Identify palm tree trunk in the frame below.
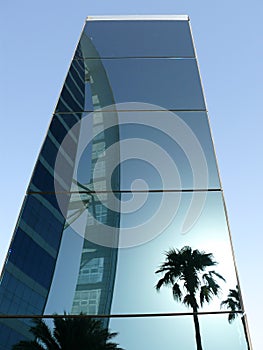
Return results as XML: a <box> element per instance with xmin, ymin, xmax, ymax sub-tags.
<box><xmin>192</xmin><ymin>305</ymin><xmax>203</xmax><ymax>350</ymax></box>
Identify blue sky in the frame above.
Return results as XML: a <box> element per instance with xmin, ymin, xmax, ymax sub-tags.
<box><xmin>1</xmin><ymin>1</ymin><xmax>262</xmax><ymax>349</ymax></box>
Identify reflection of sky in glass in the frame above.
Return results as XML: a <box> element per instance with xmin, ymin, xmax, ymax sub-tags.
<box><xmin>70</xmin><ymin>111</ymin><xmax>220</xmax><ymax>191</ymax></box>
<box><xmin>0</xmin><ymin>313</ymin><xmax>247</xmax><ymax>350</ymax></box>
<box><xmin>83</xmin><ymin>58</ymin><xmax>206</xmax><ymax>111</ymax></box>
<box><xmin>44</xmin><ymin>192</ymin><xmax>238</xmax><ymax>317</ymax></box>
<box><xmin>44</xmin><ymin>225</ymin><xmax>84</xmax><ymax>315</ymax></box>
<box><xmin>111</xmin><ymin>191</ymin><xmax>237</xmax><ymax>314</ymax></box>
<box><xmin>109</xmin><ymin>314</ymin><xmax>247</xmax><ymax>350</ymax></box>
<box><xmin>113</xmin><ymin>159</ymin><xmax>163</xmax><ymax>190</ymax></box>
<box><xmin>81</xmin><ymin>20</ymin><xmax>195</xmax><ymax>58</ymax></box>
<box><xmin>45</xmin><ymin>207</ymin><xmax>122</xmax><ymax>316</ymax></box>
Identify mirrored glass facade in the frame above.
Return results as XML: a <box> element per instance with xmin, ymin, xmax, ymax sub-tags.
<box><xmin>0</xmin><ymin>15</ymin><xmax>252</xmax><ymax>349</ymax></box>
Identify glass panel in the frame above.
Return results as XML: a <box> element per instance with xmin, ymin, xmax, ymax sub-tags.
<box><xmin>0</xmin><ymin>314</ymin><xmax>250</xmax><ymax>350</ymax></box>
<box><xmin>37</xmin><ymin>192</ymin><xmax>238</xmax><ymax>316</ymax></box>
<box><xmin>109</xmin><ymin>314</ymin><xmax>249</xmax><ymax>350</ymax></box>
<box><xmin>110</xmin><ymin>192</ymin><xmax>238</xmax><ymax>314</ymax></box>
<box><xmin>28</xmin><ymin>114</ymin><xmax>82</xmax><ymax>193</ymax></box>
<box><xmin>55</xmin><ymin>59</ymin><xmax>86</xmax><ymax>113</ymax></box>
<box><xmin>0</xmin><ymin>193</ymin><xmax>69</xmax><ymax>308</ymax></box>
<box><xmin>55</xmin><ymin>58</ymin><xmax>206</xmax><ymax>113</ymax></box>
<box><xmin>76</xmin><ymin>20</ymin><xmax>195</xmax><ymax>58</ymax></box>
<box><xmin>1</xmin><ymin>192</ymin><xmax>240</xmax><ymax>318</ymax></box>
<box><xmin>71</xmin><ymin>110</ymin><xmax>219</xmax><ymax>191</ymax></box>
<box><xmin>30</xmin><ymin>111</ymin><xmax>219</xmax><ymax>193</ymax></box>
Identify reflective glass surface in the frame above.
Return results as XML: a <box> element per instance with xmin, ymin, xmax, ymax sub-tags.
<box><xmin>36</xmin><ymin>192</ymin><xmax>238</xmax><ymax>316</ymax></box>
<box><xmin>55</xmin><ymin>58</ymin><xmax>206</xmax><ymax>113</ymax></box>
<box><xmin>109</xmin><ymin>314</ymin><xmax>249</xmax><ymax>350</ymax></box>
<box><xmin>110</xmin><ymin>192</ymin><xmax>237</xmax><ymax>314</ymax></box>
<box><xmin>55</xmin><ymin>59</ymin><xmax>85</xmax><ymax>112</ymax></box>
<box><xmin>29</xmin><ymin>111</ymin><xmax>219</xmax><ymax>193</ymax></box>
<box><xmin>0</xmin><ymin>193</ymin><xmax>69</xmax><ymax>315</ymax></box>
<box><xmin>77</xmin><ymin>20</ymin><xmax>195</xmax><ymax>58</ymax></box>
<box><xmin>0</xmin><ymin>314</ymin><xmax>250</xmax><ymax>350</ymax></box>
<box><xmin>72</xmin><ymin>110</ymin><xmax>219</xmax><ymax>191</ymax></box>
<box><xmin>0</xmin><ymin>18</ymin><xmax>252</xmax><ymax>350</ymax></box>
<box><xmin>28</xmin><ymin>114</ymin><xmax>82</xmax><ymax>193</ymax></box>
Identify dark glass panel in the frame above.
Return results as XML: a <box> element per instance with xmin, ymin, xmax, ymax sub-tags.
<box><xmin>8</xmin><ymin>231</ymin><xmax>55</xmax><ymax>289</ymax></box>
<box><xmin>56</xmin><ymin>58</ymin><xmax>205</xmax><ymax>113</ymax></box>
<box><xmin>28</xmin><ymin>114</ymin><xmax>81</xmax><ymax>193</ymax></box>
<box><xmin>55</xmin><ymin>59</ymin><xmax>86</xmax><ymax>113</ymax></box>
<box><xmin>77</xmin><ymin>20</ymin><xmax>195</xmax><ymax>58</ymax></box>
<box><xmin>0</xmin><ymin>272</ymin><xmax>45</xmax><ymax>315</ymax></box>
<box><xmin>20</xmin><ymin>194</ymin><xmax>65</xmax><ymax>250</ymax></box>
<box><xmin>0</xmin><ymin>193</ymin><xmax>69</xmax><ymax>313</ymax></box>
<box><xmin>0</xmin><ymin>318</ymin><xmax>36</xmax><ymax>350</ymax></box>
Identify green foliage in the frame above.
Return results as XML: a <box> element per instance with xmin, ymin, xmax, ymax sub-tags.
<box><xmin>155</xmin><ymin>246</ymin><xmax>225</xmax><ymax>310</ymax></box>
<box><xmin>13</xmin><ymin>315</ymin><xmax>124</xmax><ymax>350</ymax></box>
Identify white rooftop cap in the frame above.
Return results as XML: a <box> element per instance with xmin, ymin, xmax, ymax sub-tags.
<box><xmin>86</xmin><ymin>15</ymin><xmax>189</xmax><ymax>21</ymax></box>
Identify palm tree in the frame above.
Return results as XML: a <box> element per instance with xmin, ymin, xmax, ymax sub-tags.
<box><xmin>220</xmin><ymin>285</ymin><xmax>241</xmax><ymax>323</ymax></box>
<box><xmin>155</xmin><ymin>246</ymin><xmax>225</xmax><ymax>350</ymax></box>
<box><xmin>221</xmin><ymin>286</ymin><xmax>250</xmax><ymax>349</ymax></box>
<box><xmin>13</xmin><ymin>315</ymin><xmax>124</xmax><ymax>350</ymax></box>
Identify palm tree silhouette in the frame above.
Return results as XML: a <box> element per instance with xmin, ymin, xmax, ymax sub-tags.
<box><xmin>221</xmin><ymin>285</ymin><xmax>251</xmax><ymax>349</ymax></box>
<box><xmin>13</xmin><ymin>315</ymin><xmax>123</xmax><ymax>350</ymax></box>
<box><xmin>220</xmin><ymin>285</ymin><xmax>241</xmax><ymax>323</ymax></box>
<box><xmin>155</xmin><ymin>246</ymin><xmax>225</xmax><ymax>350</ymax></box>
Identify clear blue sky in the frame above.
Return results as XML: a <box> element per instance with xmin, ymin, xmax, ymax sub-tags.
<box><xmin>1</xmin><ymin>1</ymin><xmax>262</xmax><ymax>349</ymax></box>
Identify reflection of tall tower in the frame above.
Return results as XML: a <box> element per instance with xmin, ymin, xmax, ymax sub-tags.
<box><xmin>63</xmin><ymin>33</ymin><xmax>121</xmax><ymax>321</ymax></box>
<box><xmin>0</xmin><ymin>15</ymin><xmax>252</xmax><ymax>350</ymax></box>
<box><xmin>0</xmin><ymin>26</ymin><xmax>120</xmax><ymax>348</ymax></box>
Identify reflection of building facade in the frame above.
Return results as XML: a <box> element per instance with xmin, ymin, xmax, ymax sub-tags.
<box><xmin>0</xmin><ymin>16</ymin><xmax>252</xmax><ymax>349</ymax></box>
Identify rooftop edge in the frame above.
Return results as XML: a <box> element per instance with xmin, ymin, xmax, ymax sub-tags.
<box><xmin>86</xmin><ymin>15</ymin><xmax>189</xmax><ymax>21</ymax></box>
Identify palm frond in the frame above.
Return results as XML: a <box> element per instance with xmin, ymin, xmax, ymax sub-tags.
<box><xmin>209</xmin><ymin>270</ymin><xmax>226</xmax><ymax>282</ymax></box>
<box><xmin>29</xmin><ymin>318</ymin><xmax>59</xmax><ymax>349</ymax></box>
<box><xmin>220</xmin><ymin>297</ymin><xmax>240</xmax><ymax>311</ymax></box>
<box><xmin>200</xmin><ymin>285</ymin><xmax>213</xmax><ymax>306</ymax></box>
<box><xmin>155</xmin><ymin>271</ymin><xmax>172</xmax><ymax>291</ymax></box>
<box><xmin>228</xmin><ymin>312</ymin><xmax>237</xmax><ymax>323</ymax></box>
<box><xmin>183</xmin><ymin>293</ymin><xmax>198</xmax><ymax>309</ymax></box>
<box><xmin>156</xmin><ymin>246</ymin><xmax>225</xmax><ymax>314</ymax></box>
<box><xmin>172</xmin><ymin>283</ymin><xmax>182</xmax><ymax>301</ymax></box>
<box><xmin>13</xmin><ymin>315</ymin><xmax>123</xmax><ymax>350</ymax></box>
<box><xmin>221</xmin><ymin>285</ymin><xmax>242</xmax><ymax>324</ymax></box>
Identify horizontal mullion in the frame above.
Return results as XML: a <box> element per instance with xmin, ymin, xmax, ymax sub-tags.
<box><xmin>27</xmin><ymin>189</ymin><xmax>222</xmax><ymax>195</ymax></box>
<box><xmin>74</xmin><ymin>56</ymin><xmax>196</xmax><ymax>60</ymax></box>
<box><xmin>0</xmin><ymin>310</ymin><xmax>243</xmax><ymax>319</ymax></box>
<box><xmin>54</xmin><ymin>109</ymin><xmax>208</xmax><ymax>114</ymax></box>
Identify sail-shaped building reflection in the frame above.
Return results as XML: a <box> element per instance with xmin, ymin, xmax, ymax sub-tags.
<box><xmin>0</xmin><ymin>15</ymin><xmax>252</xmax><ymax>350</ymax></box>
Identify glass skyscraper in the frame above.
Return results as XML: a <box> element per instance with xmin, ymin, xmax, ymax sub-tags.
<box><xmin>0</xmin><ymin>15</ymin><xmax>252</xmax><ymax>349</ymax></box>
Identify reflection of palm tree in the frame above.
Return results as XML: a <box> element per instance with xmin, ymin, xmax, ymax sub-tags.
<box><xmin>220</xmin><ymin>285</ymin><xmax>241</xmax><ymax>323</ymax></box>
<box><xmin>221</xmin><ymin>285</ymin><xmax>251</xmax><ymax>349</ymax></box>
<box><xmin>155</xmin><ymin>246</ymin><xmax>225</xmax><ymax>350</ymax></box>
<box><xmin>13</xmin><ymin>315</ymin><xmax>123</xmax><ymax>350</ymax></box>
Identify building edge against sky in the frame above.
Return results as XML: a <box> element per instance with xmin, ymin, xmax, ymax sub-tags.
<box><xmin>0</xmin><ymin>15</ymin><xmax>253</xmax><ymax>349</ymax></box>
